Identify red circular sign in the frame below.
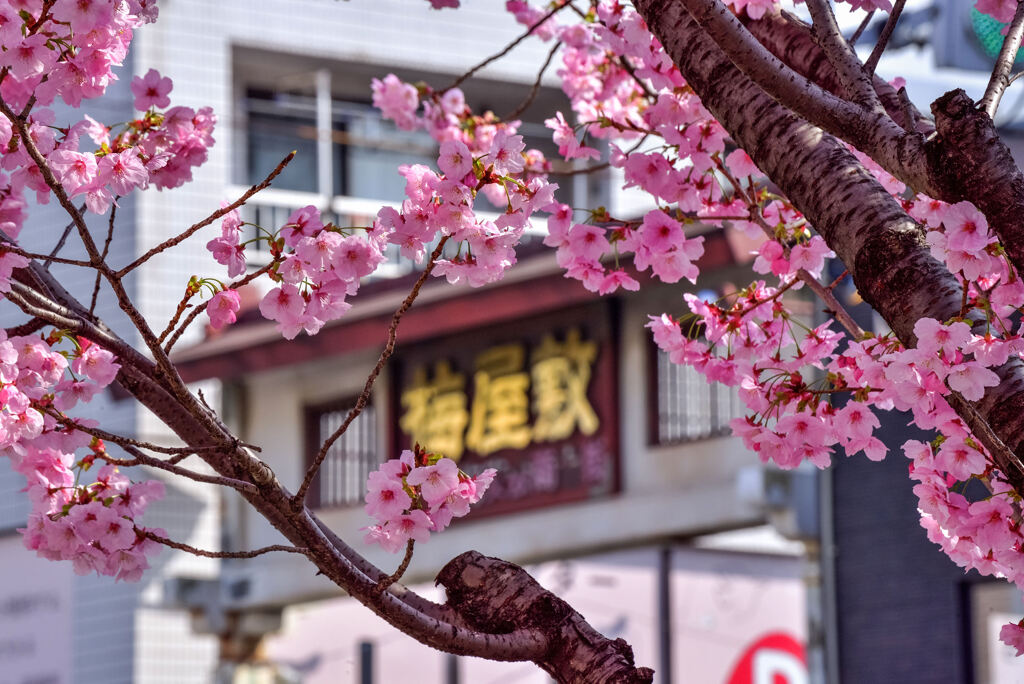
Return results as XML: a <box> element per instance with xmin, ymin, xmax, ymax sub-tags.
<box><xmin>726</xmin><ymin>632</ymin><xmax>807</xmax><ymax>684</ymax></box>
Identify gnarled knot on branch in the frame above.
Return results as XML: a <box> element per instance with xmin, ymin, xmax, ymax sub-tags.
<box><xmin>437</xmin><ymin>551</ymin><xmax>655</xmax><ymax>684</ymax></box>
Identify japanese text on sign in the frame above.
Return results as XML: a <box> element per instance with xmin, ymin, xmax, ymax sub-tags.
<box><xmin>399</xmin><ymin>328</ymin><xmax>599</xmax><ymax>459</ymax></box>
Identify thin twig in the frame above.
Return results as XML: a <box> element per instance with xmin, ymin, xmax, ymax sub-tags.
<box><xmin>102</xmin><ymin>444</ymin><xmax>258</xmax><ymax>495</ymax></box>
<box><xmin>4</xmin><ymin>318</ymin><xmax>47</xmax><ymax>337</ymax></box>
<box><xmin>90</xmin><ymin>202</ymin><xmax>117</xmax><ymax>315</ymax></box>
<box><xmin>0</xmin><ymin>96</ymin><xmax>194</xmax><ymax>412</ymax></box>
<box><xmin>981</xmin><ymin>0</ymin><xmax>1024</xmax><ymax>118</ymax></box>
<box><xmin>163</xmin><ymin>260</ymin><xmax>278</xmax><ymax>353</ymax></box>
<box><xmin>116</xmin><ymin>152</ymin><xmax>294</xmax><ymax>278</ymax></box>
<box><xmin>45</xmin><ymin>209</ymin><xmax>85</xmax><ymax>269</ymax></box>
<box><xmin>41</xmin><ymin>406</ymin><xmax>226</xmax><ymax>455</ymax></box>
<box><xmin>896</xmin><ymin>87</ymin><xmax>917</xmax><ymax>133</ymax></box>
<box><xmin>2</xmin><ymin>243</ymin><xmax>93</xmax><ymax>268</ymax></box>
<box><xmin>826</xmin><ymin>269</ymin><xmax>850</xmax><ymax>291</ymax></box>
<box><xmin>716</xmin><ymin>160</ymin><xmax>864</xmax><ymax>338</ymax></box>
<box><xmin>157</xmin><ymin>287</ymin><xmax>198</xmax><ymax>346</ymax></box>
<box><xmin>375</xmin><ymin>541</ymin><xmax>415</xmax><ymax>593</ymax></box>
<box><xmin>848</xmin><ymin>10</ymin><xmax>875</xmax><ymax>47</ymax></box>
<box><xmin>559</xmin><ymin>133</ymin><xmax>650</xmax><ymax>176</ymax></box>
<box><xmin>865</xmin><ymin>0</ymin><xmax>908</xmax><ymax>77</ymax></box>
<box><xmin>441</xmin><ymin>2</ymin><xmax>571</xmax><ymax>93</ymax></box>
<box><xmin>141</xmin><ymin>529</ymin><xmax>309</xmax><ymax>559</ymax></box>
<box><xmin>504</xmin><ymin>40</ymin><xmax>562</xmax><ymax>121</ymax></box>
<box><xmin>292</xmin><ymin>236</ymin><xmax>450</xmax><ymax>508</ymax></box>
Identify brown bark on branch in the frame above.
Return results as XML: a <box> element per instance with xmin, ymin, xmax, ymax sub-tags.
<box><xmin>743</xmin><ymin>10</ymin><xmax>934</xmax><ymax>135</ymax></box>
<box><xmin>928</xmin><ymin>90</ymin><xmax>1024</xmax><ymax>282</ymax></box>
<box><xmin>438</xmin><ymin>551</ymin><xmax>655</xmax><ymax>683</ymax></box>
<box><xmin>5</xmin><ymin>244</ymin><xmax>644</xmax><ymax>681</ymax></box>
<box><xmin>635</xmin><ymin>0</ymin><xmax>1024</xmax><ymax>489</ymax></box>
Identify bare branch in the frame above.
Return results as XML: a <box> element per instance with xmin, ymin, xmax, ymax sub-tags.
<box><xmin>981</xmin><ymin>0</ymin><xmax>1024</xmax><ymax>118</ymax></box>
<box><xmin>163</xmin><ymin>260</ymin><xmax>278</xmax><ymax>353</ymax></box>
<box><xmin>676</xmin><ymin>0</ymin><xmax>930</xmax><ymax>193</ymax></box>
<box><xmin>101</xmin><ymin>444</ymin><xmax>259</xmax><ymax>495</ymax></box>
<box><xmin>40</xmin><ymin>406</ymin><xmax>228</xmax><ymax>456</ymax></box>
<box><xmin>141</xmin><ymin>529</ymin><xmax>308</xmax><ymax>559</ymax></box>
<box><xmin>45</xmin><ymin>210</ymin><xmax>83</xmax><ymax>269</ymax></box>
<box><xmin>804</xmin><ymin>0</ymin><xmax>885</xmax><ymax>112</ymax></box>
<box><xmin>4</xmin><ymin>317</ymin><xmax>47</xmax><ymax>337</ymax></box>
<box><xmin>90</xmin><ymin>201</ymin><xmax>118</xmax><ymax>316</ymax></box>
<box><xmin>293</xmin><ymin>236</ymin><xmax>449</xmax><ymax>507</ymax></box>
<box><xmin>848</xmin><ymin>10</ymin><xmax>875</xmax><ymax>47</ymax></box>
<box><xmin>442</xmin><ymin>2</ymin><xmax>571</xmax><ymax>94</ymax></box>
<box><xmin>117</xmin><ymin>152</ymin><xmax>294</xmax><ymax>278</ymax></box>
<box><xmin>896</xmin><ymin>86</ymin><xmax>917</xmax><ymax>133</ymax></box>
<box><xmin>2</xmin><ymin>243</ymin><xmax>93</xmax><ymax>268</ymax></box>
<box><xmin>504</xmin><ymin>40</ymin><xmax>562</xmax><ymax>121</ymax></box>
<box><xmin>864</xmin><ymin>0</ymin><xmax>908</xmax><ymax>77</ymax></box>
<box><xmin>375</xmin><ymin>540</ymin><xmax>416</xmax><ymax>594</ymax></box>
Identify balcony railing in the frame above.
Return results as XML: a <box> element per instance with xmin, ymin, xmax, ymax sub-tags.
<box><xmin>227</xmin><ymin>186</ymin><xmax>549</xmax><ymax>281</ymax></box>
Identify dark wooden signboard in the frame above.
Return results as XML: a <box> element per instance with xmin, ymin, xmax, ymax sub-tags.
<box><xmin>391</xmin><ymin>301</ymin><xmax>620</xmax><ymax>518</ymax></box>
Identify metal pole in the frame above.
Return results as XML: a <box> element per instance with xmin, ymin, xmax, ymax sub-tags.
<box><xmin>658</xmin><ymin>545</ymin><xmax>673</xmax><ymax>683</ymax></box>
<box><xmin>315</xmin><ymin>69</ymin><xmax>333</xmax><ymax>201</ymax></box>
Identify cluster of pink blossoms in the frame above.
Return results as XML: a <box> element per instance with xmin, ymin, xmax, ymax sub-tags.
<box><xmin>485</xmin><ymin>0</ymin><xmax>1024</xmax><ymax>652</ymax></box>
<box><xmin>371</xmin><ymin>75</ymin><xmax>557</xmax><ymax>288</ymax></box>
<box><xmin>255</xmin><ymin>206</ymin><xmax>383</xmax><ymax>339</ymax></box>
<box><xmin>363</xmin><ymin>447</ymin><xmax>496</xmax><ymax>553</ymax></box>
<box><xmin>1</xmin><ymin>331</ymin><xmax>164</xmax><ymax>580</ymax></box>
<box><xmin>0</xmin><ymin>0</ymin><xmax>214</xmax><ymax>253</ymax></box>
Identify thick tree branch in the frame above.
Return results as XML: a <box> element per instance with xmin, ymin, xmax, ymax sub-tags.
<box><xmin>980</xmin><ymin>0</ymin><xmax>1024</xmax><ymax>118</ymax></box>
<box><xmin>743</xmin><ymin>10</ymin><xmax>933</xmax><ymax>135</ymax></box>
<box><xmin>804</xmin><ymin>0</ymin><xmax>884</xmax><ymax>111</ymax></box>
<box><xmin>439</xmin><ymin>552</ymin><xmax>654</xmax><ymax>683</ymax></box>
<box><xmin>929</xmin><ymin>90</ymin><xmax>1024</xmax><ymax>282</ymax></box>
<box><xmin>636</xmin><ymin>0</ymin><xmax>1024</xmax><ymax>489</ymax></box>
<box><xmin>5</xmin><ymin>241</ymin><xmax>576</xmax><ymax>671</ymax></box>
<box><xmin>864</xmin><ymin>0</ymin><xmax>907</xmax><ymax>77</ymax></box>
<box><xmin>674</xmin><ymin>0</ymin><xmax>933</xmax><ymax>195</ymax></box>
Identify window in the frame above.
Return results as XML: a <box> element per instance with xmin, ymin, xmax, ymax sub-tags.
<box><xmin>233</xmin><ymin>52</ymin><xmax>610</xmax><ymax>275</ymax></box>
<box><xmin>244</xmin><ymin>88</ymin><xmax>437</xmax><ymax>202</ymax></box>
<box><xmin>304</xmin><ymin>397</ymin><xmax>379</xmax><ymax>509</ymax></box>
<box><xmin>653</xmin><ymin>347</ymin><xmax>744</xmax><ymax>444</ymax></box>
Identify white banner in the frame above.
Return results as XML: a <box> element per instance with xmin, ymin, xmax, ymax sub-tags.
<box><xmin>0</xmin><ymin>536</ymin><xmax>73</xmax><ymax>684</ymax></box>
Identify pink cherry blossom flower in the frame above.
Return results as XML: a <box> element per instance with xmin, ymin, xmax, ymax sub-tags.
<box><xmin>914</xmin><ymin>318</ymin><xmax>972</xmax><ymax>358</ymax></box>
<box><xmin>597</xmin><ymin>269</ymin><xmax>640</xmax><ymax>295</ymax></box>
<box><xmin>71</xmin><ymin>344</ymin><xmax>120</xmax><ymax>387</ymax></box>
<box><xmin>364</xmin><ymin>470</ymin><xmax>412</xmax><ymax>521</ymax></box>
<box><xmin>371</xmin><ymin>74</ymin><xmax>420</xmax><ymax>131</ymax></box>
<box><xmin>1001</xmin><ymin>622</ymin><xmax>1024</xmax><ymax>656</ymax></box>
<box><xmin>947</xmin><ymin>361</ymin><xmax>999</xmax><ymax>401</ymax></box>
<box><xmin>438</xmin><ymin>139</ymin><xmax>473</xmax><ymax>180</ymax></box>
<box><xmin>207</xmin><ymin>290</ymin><xmax>241</xmax><ymax>330</ymax></box>
<box><xmin>130</xmin><ymin>69</ymin><xmax>173</xmax><ymax>110</ymax></box>
<box><xmin>486</xmin><ymin>130</ymin><xmax>525</xmax><ymax>176</ymax></box>
<box><xmin>406</xmin><ymin>458</ymin><xmax>460</xmax><ymax>507</ymax></box>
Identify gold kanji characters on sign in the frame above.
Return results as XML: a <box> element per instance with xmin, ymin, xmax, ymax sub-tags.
<box><xmin>400</xmin><ymin>327</ymin><xmax>601</xmax><ymax>457</ymax></box>
<box><xmin>466</xmin><ymin>344</ymin><xmax>532</xmax><ymax>456</ymax></box>
<box><xmin>399</xmin><ymin>360</ymin><xmax>469</xmax><ymax>460</ymax></box>
<box><xmin>531</xmin><ymin>328</ymin><xmax>600</xmax><ymax>442</ymax></box>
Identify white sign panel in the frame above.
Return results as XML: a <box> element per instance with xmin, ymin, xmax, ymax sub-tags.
<box><xmin>0</xmin><ymin>536</ymin><xmax>73</xmax><ymax>684</ymax></box>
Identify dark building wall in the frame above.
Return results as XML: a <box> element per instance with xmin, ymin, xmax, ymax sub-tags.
<box><xmin>832</xmin><ymin>410</ymin><xmax>973</xmax><ymax>683</ymax></box>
